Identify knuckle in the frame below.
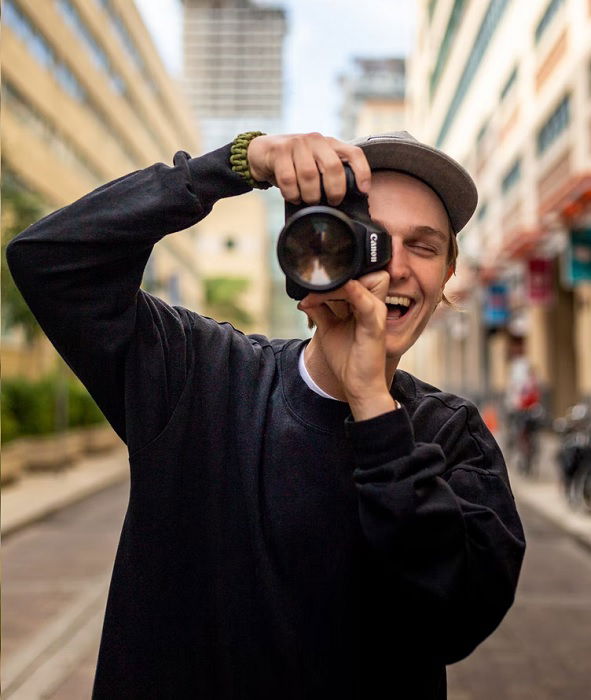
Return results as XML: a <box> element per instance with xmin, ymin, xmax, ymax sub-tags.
<box><xmin>299</xmin><ymin>166</ymin><xmax>319</xmax><ymax>182</ymax></box>
<box><xmin>277</xmin><ymin>171</ymin><xmax>297</xmax><ymax>187</ymax></box>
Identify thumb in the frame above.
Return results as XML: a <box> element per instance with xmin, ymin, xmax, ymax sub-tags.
<box><xmin>356</xmin><ymin>270</ymin><xmax>389</xmax><ymax>302</ymax></box>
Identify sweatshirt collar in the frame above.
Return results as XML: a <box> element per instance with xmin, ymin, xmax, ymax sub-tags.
<box><xmin>279</xmin><ymin>339</ymin><xmax>413</xmax><ymax>434</ymax></box>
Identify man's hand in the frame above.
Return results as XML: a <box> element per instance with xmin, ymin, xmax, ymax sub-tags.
<box><xmin>246</xmin><ymin>133</ymin><xmax>371</xmax><ymax>205</ymax></box>
<box><xmin>298</xmin><ymin>270</ymin><xmax>397</xmax><ymax>421</ymax></box>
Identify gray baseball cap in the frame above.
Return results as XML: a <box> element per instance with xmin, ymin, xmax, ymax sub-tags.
<box><xmin>350</xmin><ymin>131</ymin><xmax>478</xmax><ymax>234</ymax></box>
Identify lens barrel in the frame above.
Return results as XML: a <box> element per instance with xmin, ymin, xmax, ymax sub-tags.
<box><xmin>278</xmin><ymin>207</ymin><xmax>361</xmax><ymax>292</ymax></box>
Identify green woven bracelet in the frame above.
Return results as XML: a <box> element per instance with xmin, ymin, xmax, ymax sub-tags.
<box><xmin>230</xmin><ymin>131</ymin><xmax>272</xmax><ymax>189</ymax></box>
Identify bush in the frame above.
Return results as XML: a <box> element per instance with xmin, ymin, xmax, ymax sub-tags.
<box><xmin>1</xmin><ymin>373</ymin><xmax>106</xmax><ymax>445</ymax></box>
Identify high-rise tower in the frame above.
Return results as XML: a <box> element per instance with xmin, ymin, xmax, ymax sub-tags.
<box><xmin>182</xmin><ymin>0</ymin><xmax>286</xmax><ymax>150</ymax></box>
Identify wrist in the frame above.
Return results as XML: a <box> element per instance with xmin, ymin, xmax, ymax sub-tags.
<box><xmin>347</xmin><ymin>391</ymin><xmax>400</xmax><ymax>422</ymax></box>
<box><xmin>229</xmin><ymin>131</ymin><xmax>271</xmax><ymax>189</ymax></box>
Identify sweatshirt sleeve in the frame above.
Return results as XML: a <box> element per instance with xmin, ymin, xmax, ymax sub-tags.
<box><xmin>5</xmin><ymin>144</ymin><xmax>252</xmax><ymax>450</ymax></box>
<box><xmin>344</xmin><ymin>399</ymin><xmax>526</xmax><ymax>665</ymax></box>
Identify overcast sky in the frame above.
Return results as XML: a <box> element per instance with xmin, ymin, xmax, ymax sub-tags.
<box><xmin>135</xmin><ymin>0</ymin><xmax>416</xmax><ymax>136</ymax></box>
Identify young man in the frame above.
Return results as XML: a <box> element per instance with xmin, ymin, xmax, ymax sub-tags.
<box><xmin>7</xmin><ymin>131</ymin><xmax>526</xmax><ymax>699</ymax></box>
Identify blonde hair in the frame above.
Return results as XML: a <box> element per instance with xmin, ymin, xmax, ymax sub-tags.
<box><xmin>441</xmin><ymin>221</ymin><xmax>460</xmax><ymax>310</ymax></box>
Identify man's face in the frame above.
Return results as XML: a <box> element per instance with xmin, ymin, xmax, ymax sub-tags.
<box><xmin>367</xmin><ymin>170</ymin><xmax>454</xmax><ymax>362</ymax></box>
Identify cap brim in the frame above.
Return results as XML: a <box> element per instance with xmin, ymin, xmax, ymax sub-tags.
<box><xmin>351</xmin><ymin>136</ymin><xmax>478</xmax><ymax>234</ymax></box>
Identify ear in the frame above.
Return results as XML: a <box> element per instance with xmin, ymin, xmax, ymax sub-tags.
<box><xmin>442</xmin><ymin>263</ymin><xmax>454</xmax><ymax>287</ymax></box>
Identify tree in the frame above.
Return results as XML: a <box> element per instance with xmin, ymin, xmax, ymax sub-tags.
<box><xmin>1</xmin><ymin>182</ymin><xmax>46</xmax><ymax>343</ymax></box>
<box><xmin>204</xmin><ymin>276</ymin><xmax>253</xmax><ymax>328</ymax></box>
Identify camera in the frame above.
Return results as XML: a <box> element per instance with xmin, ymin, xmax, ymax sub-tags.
<box><xmin>277</xmin><ymin>165</ymin><xmax>392</xmax><ymax>300</ymax></box>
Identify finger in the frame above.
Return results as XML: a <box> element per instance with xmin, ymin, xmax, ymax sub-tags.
<box><xmin>274</xmin><ymin>151</ymin><xmax>301</xmax><ymax>203</ymax></box>
<box><xmin>326</xmin><ymin>140</ymin><xmax>372</xmax><ymax>194</ymax></box>
<box><xmin>292</xmin><ymin>138</ymin><xmax>322</xmax><ymax>204</ymax></box>
<box><xmin>341</xmin><ymin>281</ymin><xmax>386</xmax><ymax>336</ymax></box>
<box><xmin>309</xmin><ymin>137</ymin><xmax>348</xmax><ymax>206</ymax></box>
<box><xmin>325</xmin><ymin>300</ymin><xmax>352</xmax><ymax>320</ymax></box>
<box><xmin>355</xmin><ymin>270</ymin><xmax>390</xmax><ymax>303</ymax></box>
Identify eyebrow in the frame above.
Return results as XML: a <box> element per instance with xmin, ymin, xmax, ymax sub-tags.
<box><xmin>409</xmin><ymin>226</ymin><xmax>449</xmax><ymax>243</ymax></box>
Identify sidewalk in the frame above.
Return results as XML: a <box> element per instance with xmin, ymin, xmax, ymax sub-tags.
<box><xmin>1</xmin><ymin>446</ymin><xmax>129</xmax><ymax>536</ymax></box>
<box><xmin>498</xmin><ymin>428</ymin><xmax>591</xmax><ymax>550</ymax></box>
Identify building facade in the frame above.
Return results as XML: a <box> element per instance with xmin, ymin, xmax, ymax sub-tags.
<box><xmin>182</xmin><ymin>0</ymin><xmax>285</xmax><ymax>150</ymax></box>
<box><xmin>339</xmin><ymin>57</ymin><xmax>406</xmax><ymax>140</ymax></box>
<box><xmin>182</xmin><ymin>0</ymin><xmax>292</xmax><ymax>338</ymax></box>
<box><xmin>407</xmin><ymin>0</ymin><xmax>591</xmax><ymax>417</ymax></box>
<box><xmin>2</xmin><ymin>0</ymin><xmax>203</xmax><ymax>376</ymax></box>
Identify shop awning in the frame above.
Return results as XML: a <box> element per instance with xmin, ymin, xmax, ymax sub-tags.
<box><xmin>500</xmin><ymin>227</ymin><xmax>545</xmax><ymax>261</ymax></box>
<box><xmin>539</xmin><ymin>172</ymin><xmax>591</xmax><ymax>219</ymax></box>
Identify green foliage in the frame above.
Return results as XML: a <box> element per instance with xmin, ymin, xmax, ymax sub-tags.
<box><xmin>1</xmin><ymin>182</ymin><xmax>46</xmax><ymax>342</ymax></box>
<box><xmin>1</xmin><ymin>373</ymin><xmax>106</xmax><ymax>445</ymax></box>
<box><xmin>204</xmin><ymin>276</ymin><xmax>253</xmax><ymax>327</ymax></box>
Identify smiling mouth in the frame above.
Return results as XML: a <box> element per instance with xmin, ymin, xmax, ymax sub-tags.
<box><xmin>385</xmin><ymin>295</ymin><xmax>414</xmax><ymax>320</ymax></box>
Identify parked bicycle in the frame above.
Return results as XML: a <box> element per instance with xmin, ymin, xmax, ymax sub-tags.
<box><xmin>554</xmin><ymin>403</ymin><xmax>591</xmax><ymax>514</ymax></box>
<box><xmin>506</xmin><ymin>402</ymin><xmax>546</xmax><ymax>476</ymax></box>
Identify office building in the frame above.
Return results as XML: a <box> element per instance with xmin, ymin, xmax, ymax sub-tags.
<box><xmin>406</xmin><ymin>0</ymin><xmax>591</xmax><ymax>415</ymax></box>
<box><xmin>2</xmin><ymin>0</ymin><xmax>202</xmax><ymax>376</ymax></box>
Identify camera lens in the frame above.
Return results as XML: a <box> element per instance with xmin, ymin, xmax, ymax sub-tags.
<box><xmin>280</xmin><ymin>212</ymin><xmax>356</xmax><ymax>289</ymax></box>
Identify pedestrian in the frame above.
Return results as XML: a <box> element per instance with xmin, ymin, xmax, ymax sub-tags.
<box><xmin>6</xmin><ymin>130</ymin><xmax>526</xmax><ymax>699</ymax></box>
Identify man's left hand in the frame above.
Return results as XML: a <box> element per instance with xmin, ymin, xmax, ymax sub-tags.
<box><xmin>298</xmin><ymin>271</ymin><xmax>397</xmax><ymax>421</ymax></box>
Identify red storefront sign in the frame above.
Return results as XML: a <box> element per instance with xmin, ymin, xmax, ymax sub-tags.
<box><xmin>527</xmin><ymin>258</ymin><xmax>554</xmax><ymax>305</ymax></box>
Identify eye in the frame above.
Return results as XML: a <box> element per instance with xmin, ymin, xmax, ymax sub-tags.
<box><xmin>410</xmin><ymin>243</ymin><xmax>438</xmax><ymax>254</ymax></box>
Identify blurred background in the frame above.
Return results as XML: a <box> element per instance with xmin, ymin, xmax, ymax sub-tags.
<box><xmin>2</xmin><ymin>1</ymin><xmax>591</xmax><ymax>698</ymax></box>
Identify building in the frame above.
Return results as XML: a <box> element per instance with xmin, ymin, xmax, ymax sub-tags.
<box><xmin>2</xmin><ymin>0</ymin><xmax>202</xmax><ymax>376</ymax></box>
<box><xmin>339</xmin><ymin>57</ymin><xmax>407</xmax><ymax>140</ymax></box>
<box><xmin>182</xmin><ymin>0</ymin><xmax>286</xmax><ymax>150</ymax></box>
<box><xmin>407</xmin><ymin>0</ymin><xmax>591</xmax><ymax>416</ymax></box>
<box><xmin>182</xmin><ymin>0</ymin><xmax>294</xmax><ymax>338</ymax></box>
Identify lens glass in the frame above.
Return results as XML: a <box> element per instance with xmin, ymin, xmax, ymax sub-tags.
<box><xmin>281</xmin><ymin>213</ymin><xmax>356</xmax><ymax>288</ymax></box>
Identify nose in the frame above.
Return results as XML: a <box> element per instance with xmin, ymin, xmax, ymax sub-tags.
<box><xmin>386</xmin><ymin>238</ymin><xmax>411</xmax><ymax>281</ymax></box>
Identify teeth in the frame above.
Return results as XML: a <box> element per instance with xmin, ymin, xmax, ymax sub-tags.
<box><xmin>385</xmin><ymin>295</ymin><xmax>412</xmax><ymax>307</ymax></box>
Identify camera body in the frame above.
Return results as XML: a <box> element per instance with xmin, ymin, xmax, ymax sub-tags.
<box><xmin>277</xmin><ymin>165</ymin><xmax>392</xmax><ymax>300</ymax></box>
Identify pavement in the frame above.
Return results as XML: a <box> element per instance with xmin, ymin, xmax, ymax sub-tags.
<box><xmin>1</xmin><ymin>426</ymin><xmax>590</xmax><ymax>699</ymax></box>
<box><xmin>499</xmin><ymin>428</ymin><xmax>591</xmax><ymax>551</ymax></box>
<box><xmin>1</xmin><ymin>446</ymin><xmax>129</xmax><ymax>537</ymax></box>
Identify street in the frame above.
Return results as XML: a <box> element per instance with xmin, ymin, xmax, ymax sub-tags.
<box><xmin>2</xmin><ymin>473</ymin><xmax>591</xmax><ymax>699</ymax></box>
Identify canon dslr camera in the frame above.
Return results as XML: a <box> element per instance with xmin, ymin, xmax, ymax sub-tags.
<box><xmin>277</xmin><ymin>165</ymin><xmax>392</xmax><ymax>300</ymax></box>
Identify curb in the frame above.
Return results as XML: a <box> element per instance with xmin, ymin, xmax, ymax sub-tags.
<box><xmin>511</xmin><ymin>472</ymin><xmax>591</xmax><ymax>552</ymax></box>
<box><xmin>2</xmin><ymin>575</ymin><xmax>110</xmax><ymax>699</ymax></box>
<box><xmin>1</xmin><ymin>447</ymin><xmax>129</xmax><ymax>537</ymax></box>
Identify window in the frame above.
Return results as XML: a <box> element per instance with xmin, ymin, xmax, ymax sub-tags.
<box><xmin>430</xmin><ymin>0</ymin><xmax>467</xmax><ymax>98</ymax></box>
<box><xmin>500</xmin><ymin>66</ymin><xmax>518</xmax><ymax>102</ymax></box>
<box><xmin>502</xmin><ymin>158</ymin><xmax>521</xmax><ymax>194</ymax></box>
<box><xmin>437</xmin><ymin>0</ymin><xmax>511</xmax><ymax>147</ymax></box>
<box><xmin>535</xmin><ymin>0</ymin><xmax>565</xmax><ymax>44</ymax></box>
<box><xmin>3</xmin><ymin>81</ymin><xmax>102</xmax><ymax>183</ymax></box>
<box><xmin>4</xmin><ymin>0</ymin><xmax>88</xmax><ymax>103</ymax></box>
<box><xmin>56</xmin><ymin>0</ymin><xmax>126</xmax><ymax>96</ymax></box>
<box><xmin>537</xmin><ymin>94</ymin><xmax>570</xmax><ymax>154</ymax></box>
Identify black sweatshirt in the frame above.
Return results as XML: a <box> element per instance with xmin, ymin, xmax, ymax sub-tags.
<box><xmin>6</xmin><ymin>144</ymin><xmax>526</xmax><ymax>700</ymax></box>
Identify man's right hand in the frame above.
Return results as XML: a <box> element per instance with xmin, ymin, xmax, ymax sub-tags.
<box><xmin>246</xmin><ymin>133</ymin><xmax>371</xmax><ymax>206</ymax></box>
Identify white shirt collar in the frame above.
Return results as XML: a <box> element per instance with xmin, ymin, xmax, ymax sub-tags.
<box><xmin>298</xmin><ymin>346</ymin><xmax>342</xmax><ymax>401</ymax></box>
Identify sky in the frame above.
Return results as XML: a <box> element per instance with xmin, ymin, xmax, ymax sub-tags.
<box><xmin>135</xmin><ymin>0</ymin><xmax>416</xmax><ymax>136</ymax></box>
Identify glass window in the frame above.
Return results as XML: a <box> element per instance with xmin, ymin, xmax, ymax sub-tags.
<box><xmin>535</xmin><ymin>0</ymin><xmax>565</xmax><ymax>44</ymax></box>
<box><xmin>537</xmin><ymin>94</ymin><xmax>570</xmax><ymax>154</ymax></box>
<box><xmin>437</xmin><ymin>0</ymin><xmax>510</xmax><ymax>147</ymax></box>
<box><xmin>502</xmin><ymin>158</ymin><xmax>521</xmax><ymax>194</ymax></box>
<box><xmin>500</xmin><ymin>66</ymin><xmax>518</xmax><ymax>102</ymax></box>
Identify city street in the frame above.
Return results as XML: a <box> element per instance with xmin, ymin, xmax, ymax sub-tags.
<box><xmin>2</xmin><ymin>466</ymin><xmax>590</xmax><ymax>699</ymax></box>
